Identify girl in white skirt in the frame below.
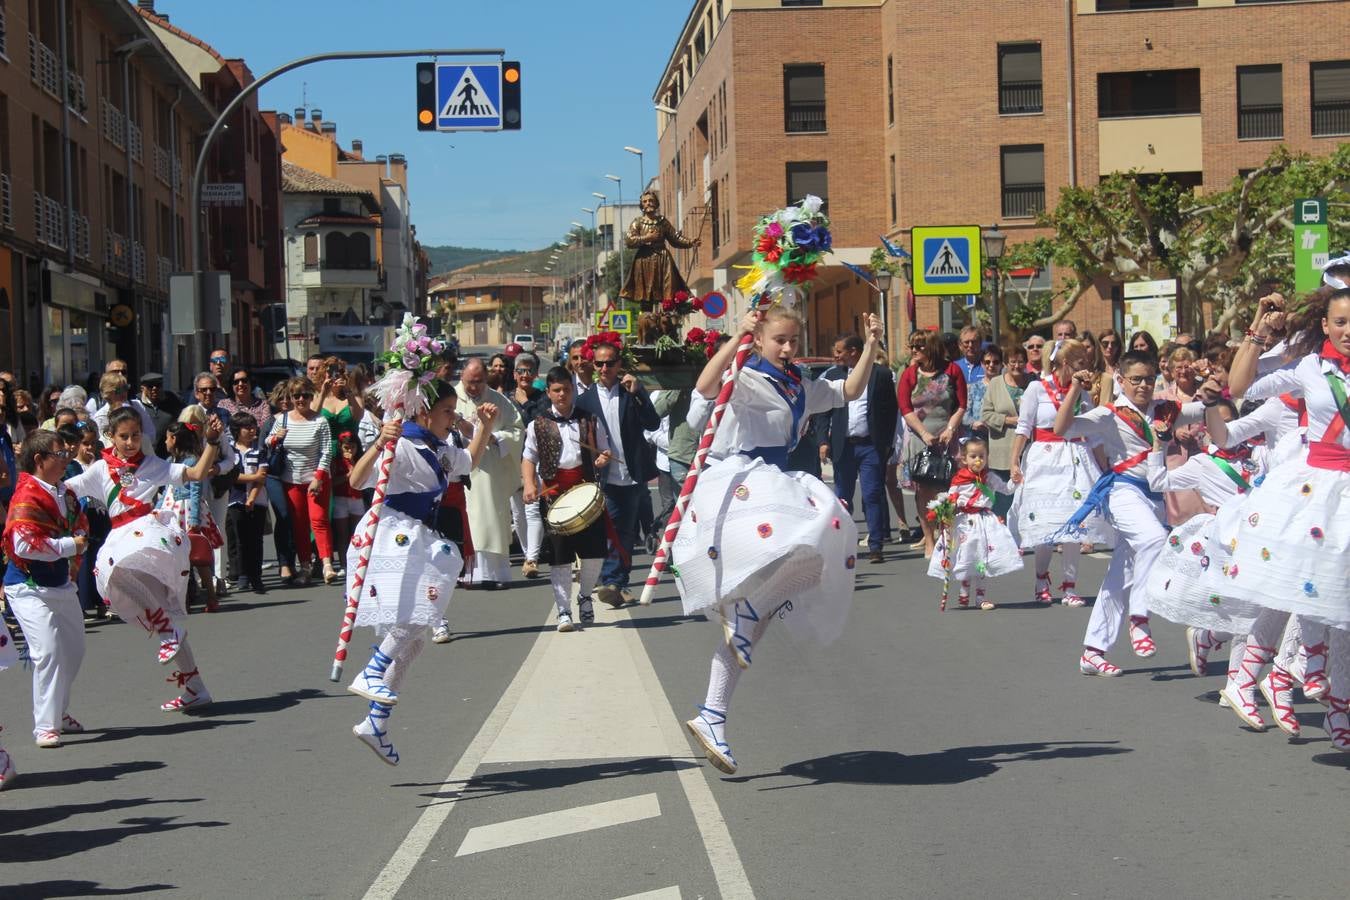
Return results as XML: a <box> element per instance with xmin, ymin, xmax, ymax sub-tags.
<box><xmin>65</xmin><ymin>407</ymin><xmax>223</xmax><ymax>712</ymax></box>
<box><xmin>677</xmin><ymin>307</ymin><xmax>882</xmax><ymax>775</ymax></box>
<box><xmin>1009</xmin><ymin>340</ymin><xmax>1112</xmax><ymax>606</ymax></box>
<box><xmin>345</xmin><ymin>380</ymin><xmax>495</xmax><ymax>765</ymax></box>
<box><xmin>927</xmin><ymin>437</ymin><xmax>1021</xmax><ymax>609</ymax></box>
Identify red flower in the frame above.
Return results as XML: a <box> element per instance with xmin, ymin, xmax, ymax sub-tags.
<box><xmin>764</xmin><ymin>247</ymin><xmax>783</xmax><ymax>264</ymax></box>
<box><xmin>783</xmin><ymin>262</ymin><xmax>818</xmax><ymax>284</ymax></box>
<box><xmin>756</xmin><ymin>234</ymin><xmax>777</xmax><ymax>254</ymax></box>
<box><xmin>685</xmin><ymin>327</ymin><xmax>706</xmax><ymax>343</ymax></box>
<box><xmin>691</xmin><ymin>295</ymin><xmax>705</xmax><ymax>311</ymax></box>
<box><xmin>661</xmin><ymin>298</ymin><xmax>676</xmax><ymax>312</ymax></box>
<box><xmin>674</xmin><ymin>289</ymin><xmax>690</xmax><ymax>302</ymax></box>
<box><xmin>704</xmin><ymin>329</ymin><xmax>721</xmax><ymax>344</ymax></box>
<box><xmin>925</xmin><ymin>510</ymin><xmax>937</xmax><ymax>522</ymax></box>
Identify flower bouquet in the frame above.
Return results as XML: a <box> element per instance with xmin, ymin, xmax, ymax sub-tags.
<box><xmin>736</xmin><ymin>194</ymin><xmax>832</xmax><ymax>309</ymax></box>
<box><xmin>372</xmin><ymin>313</ymin><xmax>450</xmax><ymax>419</ymax></box>
<box><xmin>927</xmin><ymin>494</ymin><xmax>959</xmax><ymax>612</ymax></box>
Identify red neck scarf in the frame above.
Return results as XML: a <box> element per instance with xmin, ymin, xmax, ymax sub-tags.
<box><xmin>1321</xmin><ymin>340</ymin><xmax>1350</xmax><ymax>375</ymax></box>
<box><xmin>950</xmin><ymin>467</ymin><xmax>986</xmax><ymax>487</ymax></box>
<box><xmin>1209</xmin><ymin>444</ymin><xmax>1251</xmax><ymax>463</ymax></box>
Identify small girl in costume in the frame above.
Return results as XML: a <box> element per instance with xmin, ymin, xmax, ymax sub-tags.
<box><xmin>3</xmin><ymin>429</ymin><xmax>90</xmax><ymax>749</ymax></box>
<box><xmin>674</xmin><ymin>305</ymin><xmax>883</xmax><ymax>774</ymax></box>
<box><xmin>64</xmin><ymin>407</ymin><xmax>222</xmax><ymax>712</ymax></box>
<box><xmin>926</xmin><ymin>437</ymin><xmax>1021</xmax><ymax>610</ymax></box>
<box><xmin>522</xmin><ymin>367</ymin><xmax>613</xmax><ymax>632</ymax></box>
<box><xmin>345</xmin><ymin>378</ymin><xmax>495</xmax><ymax>765</ymax></box>
<box><xmin>331</xmin><ymin>431</ymin><xmax>365</xmax><ymax>563</ymax></box>
<box><xmin>161</xmin><ymin>416</ymin><xmax>227</xmax><ymax>613</ymax></box>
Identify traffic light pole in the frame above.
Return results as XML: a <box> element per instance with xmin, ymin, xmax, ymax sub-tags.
<box><xmin>187</xmin><ymin>47</ymin><xmax>504</xmax><ymax>372</ymax></box>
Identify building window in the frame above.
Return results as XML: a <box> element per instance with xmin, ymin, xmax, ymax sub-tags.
<box><xmin>786</xmin><ymin>161</ymin><xmax>828</xmax><ymax>212</ymax></box>
<box><xmin>1098</xmin><ymin>68</ymin><xmax>1200</xmax><ymax>118</ymax></box>
<box><xmin>1001</xmin><ymin>145</ymin><xmax>1045</xmax><ymax>219</ymax></box>
<box><xmin>998</xmin><ymin>44</ymin><xmax>1043</xmax><ymax>115</ymax></box>
<box><xmin>322</xmin><ymin>197</ymin><xmax>342</xmax><ymax>215</ymax></box>
<box><xmin>781</xmin><ymin>0</ymin><xmax>823</xmax><ymax>6</ymax></box>
<box><xmin>1311</xmin><ymin>61</ymin><xmax>1350</xmax><ymax>137</ymax></box>
<box><xmin>886</xmin><ymin>55</ymin><xmax>894</xmax><ymax>125</ymax></box>
<box><xmin>1237</xmin><ymin>65</ymin><xmax>1282</xmax><ymax>140</ymax></box>
<box><xmin>1095</xmin><ymin>1</ymin><xmax>1196</xmax><ymax>10</ymax></box>
<box><xmin>784</xmin><ymin>64</ymin><xmax>825</xmax><ymax>133</ymax></box>
<box><xmin>303</xmin><ymin>232</ymin><xmax>318</xmax><ymax>268</ymax></box>
<box><xmin>888</xmin><ymin>154</ymin><xmax>897</xmax><ymax>224</ymax></box>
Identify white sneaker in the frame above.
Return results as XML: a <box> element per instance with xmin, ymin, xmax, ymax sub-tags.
<box><xmin>556</xmin><ymin>611</ymin><xmax>575</xmax><ymax>633</ymax></box>
<box><xmin>431</xmin><ymin>622</ymin><xmax>452</xmax><ymax>644</ymax></box>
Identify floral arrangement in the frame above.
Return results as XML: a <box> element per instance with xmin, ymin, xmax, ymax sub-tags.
<box><xmin>373</xmin><ymin>313</ymin><xmax>450</xmax><ymax>417</ymax></box>
<box><xmin>925</xmin><ymin>495</ymin><xmax>956</xmax><ymax>528</ymax></box>
<box><xmin>659</xmin><ymin>289</ymin><xmax>705</xmax><ymax>317</ymax></box>
<box><xmin>579</xmin><ymin>330</ymin><xmax>637</xmax><ymax>370</ymax></box>
<box><xmin>736</xmin><ymin>195</ymin><xmax>832</xmax><ymax>307</ymax></box>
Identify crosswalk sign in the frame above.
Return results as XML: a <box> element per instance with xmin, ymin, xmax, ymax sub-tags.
<box><xmin>912</xmin><ymin>225</ymin><xmax>982</xmax><ymax>296</ymax></box>
<box><xmin>435</xmin><ymin>63</ymin><xmax>503</xmax><ymax>131</ymax></box>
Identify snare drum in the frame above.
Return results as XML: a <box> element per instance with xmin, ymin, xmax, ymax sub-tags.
<box><xmin>546</xmin><ymin>483</ymin><xmax>605</xmax><ymax>536</ymax></box>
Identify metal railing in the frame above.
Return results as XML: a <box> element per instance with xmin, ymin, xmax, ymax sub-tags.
<box><xmin>0</xmin><ymin>174</ymin><xmax>11</xmax><ymax>231</ymax></box>
<box><xmin>1238</xmin><ymin>104</ymin><xmax>1282</xmax><ymax>140</ymax></box>
<box><xmin>785</xmin><ymin>104</ymin><xmax>826</xmax><ymax>133</ymax></box>
<box><xmin>153</xmin><ymin>145</ymin><xmax>172</xmax><ymax>185</ymax></box>
<box><xmin>0</xmin><ymin>7</ymin><xmax>8</xmax><ymax>58</ymax></box>
<box><xmin>158</xmin><ymin>256</ymin><xmax>174</xmax><ymax>293</ymax></box>
<box><xmin>72</xmin><ymin>212</ymin><xmax>91</xmax><ymax>261</ymax></box>
<box><xmin>172</xmin><ymin>157</ymin><xmax>184</xmax><ymax>196</ymax></box>
<box><xmin>105</xmin><ymin>230</ymin><xmax>129</xmax><ymax>278</ymax></box>
<box><xmin>1312</xmin><ymin>101</ymin><xmax>1350</xmax><ymax>137</ymax></box>
<box><xmin>999</xmin><ymin>81</ymin><xmax>1043</xmax><ymax>115</ymax></box>
<box><xmin>132</xmin><ymin>241</ymin><xmax>147</xmax><ymax>283</ymax></box>
<box><xmin>28</xmin><ymin>33</ymin><xmax>59</xmax><ymax>97</ymax></box>
<box><xmin>1002</xmin><ymin>184</ymin><xmax>1045</xmax><ymax>219</ymax></box>
<box><xmin>102</xmin><ymin>98</ymin><xmax>125</xmax><ymax>149</ymax></box>
<box><xmin>128</xmin><ymin>121</ymin><xmax>143</xmax><ymax>164</ymax></box>
<box><xmin>34</xmin><ymin>191</ymin><xmax>66</xmax><ymax>250</ymax></box>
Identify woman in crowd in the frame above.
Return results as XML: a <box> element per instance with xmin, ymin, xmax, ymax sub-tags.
<box><xmin>897</xmin><ymin>329</ymin><xmax>966</xmax><ymax>557</ymax></box>
<box><xmin>268</xmin><ymin>376</ymin><xmax>335</xmax><ymax>585</ymax></box>
<box><xmin>1098</xmin><ymin>329</ymin><xmax>1124</xmax><ymax>380</ymax></box>
<box><xmin>260</xmin><ymin>382</ymin><xmax>297</xmax><ymax>585</ymax></box>
<box><xmin>219</xmin><ymin>368</ymin><xmax>272</xmax><ymax>428</ymax></box>
<box><xmin>1157</xmin><ymin>346</ymin><xmax>1209</xmax><ymax>526</ymax></box>
<box><xmin>37</xmin><ymin>386</ymin><xmax>64</xmax><ymax>430</ymax></box>
<box><xmin>979</xmin><ymin>344</ymin><xmax>1030</xmax><ymax>519</ymax></box>
<box><xmin>1129</xmin><ymin>331</ymin><xmax>1160</xmax><ymax>359</ymax></box>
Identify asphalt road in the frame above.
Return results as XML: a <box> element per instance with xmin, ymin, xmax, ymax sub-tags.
<box><xmin>2</xmin><ymin>503</ymin><xmax>1347</xmax><ymax>899</ymax></box>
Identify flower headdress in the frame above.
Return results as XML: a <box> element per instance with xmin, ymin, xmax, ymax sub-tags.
<box><xmin>373</xmin><ymin>313</ymin><xmax>449</xmax><ymax>418</ymax></box>
<box><xmin>736</xmin><ymin>195</ymin><xmax>832</xmax><ymax>309</ymax></box>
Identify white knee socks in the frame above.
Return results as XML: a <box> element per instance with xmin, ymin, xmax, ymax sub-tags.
<box><xmin>703</xmin><ymin>604</ymin><xmax>773</xmax><ymax>713</ymax></box>
<box><xmin>378</xmin><ymin>624</ymin><xmax>428</xmax><ymax>693</ymax></box>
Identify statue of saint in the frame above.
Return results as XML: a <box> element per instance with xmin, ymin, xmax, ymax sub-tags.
<box><xmin>619</xmin><ymin>191</ymin><xmax>701</xmax><ymax>312</ymax></box>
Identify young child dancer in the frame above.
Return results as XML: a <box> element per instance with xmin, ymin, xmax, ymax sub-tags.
<box><xmin>331</xmin><ymin>431</ymin><xmax>365</xmax><ymax>565</ymax></box>
<box><xmin>1009</xmin><ymin>340</ymin><xmax>1112</xmax><ymax>606</ymax></box>
<box><xmin>1219</xmin><ymin>287</ymin><xmax>1350</xmax><ymax>749</ymax></box>
<box><xmin>64</xmin><ymin>407</ymin><xmax>222</xmax><ymax>711</ymax></box>
<box><xmin>1051</xmin><ymin>350</ymin><xmax>1204</xmax><ymax>675</ymax></box>
<box><xmin>674</xmin><ymin>307</ymin><xmax>881</xmax><ymax>774</ymax></box>
<box><xmin>160</xmin><ymin>416</ymin><xmax>227</xmax><ymax>612</ymax></box>
<box><xmin>3</xmin><ymin>430</ymin><xmax>89</xmax><ymax>749</ymax></box>
<box><xmin>927</xmin><ymin>437</ymin><xmax>1021</xmax><ymax>609</ymax></box>
<box><xmin>345</xmin><ymin>380</ymin><xmax>495</xmax><ymax>765</ymax></box>
<box><xmin>522</xmin><ymin>367</ymin><xmax>612</xmax><ymax>633</ymax></box>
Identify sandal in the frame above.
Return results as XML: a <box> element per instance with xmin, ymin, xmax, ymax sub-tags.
<box><xmin>1128</xmin><ymin>616</ymin><xmax>1156</xmax><ymax>658</ymax></box>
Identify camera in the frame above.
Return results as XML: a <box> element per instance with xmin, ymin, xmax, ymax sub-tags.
<box><xmin>327</xmin><ymin>364</ymin><xmax>340</xmax><ymax>380</ymax></box>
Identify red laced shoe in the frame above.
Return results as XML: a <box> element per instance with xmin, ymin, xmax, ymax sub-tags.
<box><xmin>1323</xmin><ymin>696</ymin><xmax>1350</xmax><ymax>752</ymax></box>
<box><xmin>1259</xmin><ymin>667</ymin><xmax>1301</xmax><ymax>737</ymax></box>
<box><xmin>1079</xmin><ymin>649</ymin><xmax>1122</xmax><ymax>677</ymax></box>
<box><xmin>1128</xmin><ymin>616</ymin><xmax>1156</xmax><ymax>658</ymax></box>
<box><xmin>1034</xmin><ymin>572</ymin><xmax>1053</xmax><ymax>605</ymax></box>
<box><xmin>1220</xmin><ymin>643</ymin><xmax>1273</xmax><ymax>731</ymax></box>
<box><xmin>1301</xmin><ymin>642</ymin><xmax>1329</xmax><ymax>703</ymax></box>
<box><xmin>161</xmin><ymin>668</ymin><xmax>212</xmax><ymax>712</ymax></box>
<box><xmin>1060</xmin><ymin>581</ymin><xmax>1085</xmax><ymax>607</ymax></box>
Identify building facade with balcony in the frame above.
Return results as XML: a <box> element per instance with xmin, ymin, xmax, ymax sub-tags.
<box><xmin>429</xmin><ymin>272</ymin><xmax>551</xmax><ymax>349</ymax></box>
<box><xmin>0</xmin><ymin>0</ymin><xmax>217</xmax><ymax>391</ymax></box>
<box><xmin>655</xmin><ymin>0</ymin><xmax>1349</xmax><ymax>346</ymax></box>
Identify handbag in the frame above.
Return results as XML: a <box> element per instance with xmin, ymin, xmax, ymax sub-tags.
<box><xmin>265</xmin><ymin>412</ymin><xmax>288</xmax><ymax>475</ymax></box>
<box><xmin>910</xmin><ymin>445</ymin><xmax>954</xmax><ymax>486</ymax></box>
<box><xmin>188</xmin><ymin>530</ymin><xmax>214</xmax><ymax>566</ymax></box>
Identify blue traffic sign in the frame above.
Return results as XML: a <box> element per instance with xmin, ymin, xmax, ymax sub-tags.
<box><xmin>912</xmin><ymin>225</ymin><xmax>982</xmax><ymax>295</ymax></box>
<box><xmin>436</xmin><ymin>63</ymin><xmax>502</xmax><ymax>131</ymax></box>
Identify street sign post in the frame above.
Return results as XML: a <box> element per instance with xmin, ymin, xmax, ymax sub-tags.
<box><xmin>201</xmin><ymin>183</ymin><xmax>245</xmax><ymax>206</ymax></box>
<box><xmin>912</xmin><ymin>225</ymin><xmax>983</xmax><ymax>296</ymax></box>
<box><xmin>1293</xmin><ymin>197</ymin><xmax>1328</xmax><ymax>295</ymax></box>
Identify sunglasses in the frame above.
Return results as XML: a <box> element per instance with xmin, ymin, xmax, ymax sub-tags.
<box><xmin>108</xmin><ymin>369</ymin><xmax>128</xmax><ymax>376</ymax></box>
<box><xmin>292</xmin><ymin>392</ymin><xmax>314</xmax><ymax>400</ymax></box>
<box><xmin>196</xmin><ymin>386</ymin><xmax>217</xmax><ymax>393</ymax></box>
<box><xmin>594</xmin><ymin>359</ymin><xmax>619</xmax><ymax>368</ymax></box>
<box><xmin>1121</xmin><ymin>374</ymin><xmax>1152</xmax><ymax>386</ymax></box>
<box><xmin>210</xmin><ymin>356</ymin><xmax>229</xmax><ymax>364</ymax></box>
<box><xmin>232</xmin><ymin>378</ymin><xmax>250</xmax><ymax>385</ymax></box>
<box><xmin>1024</xmin><ymin>342</ymin><xmax>1045</xmax><ymax>350</ymax></box>
<box><xmin>1100</xmin><ymin>339</ymin><xmax>1119</xmax><ymax>347</ymax></box>
<box><xmin>515</xmin><ymin>368</ymin><xmax>536</xmax><ymax>375</ymax></box>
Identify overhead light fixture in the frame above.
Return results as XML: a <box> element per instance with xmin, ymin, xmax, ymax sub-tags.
<box><xmin>654</xmin><ymin>103</ymin><xmax>676</xmax><ymax>114</ymax></box>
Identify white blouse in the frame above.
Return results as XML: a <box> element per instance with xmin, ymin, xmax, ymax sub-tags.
<box><xmin>354</xmin><ymin>435</ymin><xmax>473</xmax><ymax>495</ymax></box>
<box><xmin>703</xmin><ymin>366</ymin><xmax>845</xmax><ymax>457</ymax></box>
<box><xmin>66</xmin><ymin>454</ymin><xmax>186</xmax><ymax>515</ymax></box>
<box><xmin>1244</xmin><ymin>353</ymin><xmax>1350</xmax><ymax>448</ymax></box>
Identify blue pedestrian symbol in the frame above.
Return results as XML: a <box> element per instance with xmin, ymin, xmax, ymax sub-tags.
<box><xmin>436</xmin><ymin>64</ymin><xmax>502</xmax><ymax>130</ymax></box>
<box><xmin>922</xmin><ymin>237</ymin><xmax>971</xmax><ymax>284</ymax></box>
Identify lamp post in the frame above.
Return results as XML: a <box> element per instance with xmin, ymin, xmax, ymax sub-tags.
<box><xmin>581</xmin><ymin>205</ymin><xmax>598</xmax><ymax>321</ymax></box>
<box><xmin>901</xmin><ymin>259</ymin><xmax>915</xmax><ymax>336</ymax></box>
<box><xmin>604</xmin><ymin>174</ymin><xmax>624</xmax><ymax>290</ymax></box>
<box><xmin>623</xmin><ymin>146</ymin><xmax>644</xmax><ymax>191</ymax></box>
<box><xmin>982</xmin><ymin>224</ymin><xmax>1007</xmax><ymax>346</ymax></box>
<box><xmin>874</xmin><ymin>269</ymin><xmax>894</xmax><ymax>353</ymax></box>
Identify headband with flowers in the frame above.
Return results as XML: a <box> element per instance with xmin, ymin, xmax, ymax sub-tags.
<box><xmin>373</xmin><ymin>313</ymin><xmax>450</xmax><ymax>418</ymax></box>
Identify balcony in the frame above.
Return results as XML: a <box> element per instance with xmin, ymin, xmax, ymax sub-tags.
<box><xmin>172</xmin><ymin>157</ymin><xmax>184</xmax><ymax>197</ymax></box>
<box><xmin>105</xmin><ymin>231</ymin><xmax>130</xmax><ymax>278</ymax></box>
<box><xmin>28</xmin><ymin>34</ymin><xmax>59</xmax><ymax>97</ymax></box>
<box><xmin>153</xmin><ymin>145</ymin><xmax>172</xmax><ymax>186</ymax></box>
<box><xmin>132</xmin><ymin>241</ymin><xmax>147</xmax><ymax>284</ymax></box>
<box><xmin>1000</xmin><ymin>80</ymin><xmax>1043</xmax><ymax>115</ymax></box>
<box><xmin>1098</xmin><ymin>114</ymin><xmax>1202</xmax><ymax>175</ymax></box>
<box><xmin>1313</xmin><ymin>100</ymin><xmax>1350</xmax><ymax>138</ymax></box>
<box><xmin>785</xmin><ymin>103</ymin><xmax>826</xmax><ymax>134</ymax></box>
<box><xmin>299</xmin><ymin>260</ymin><xmax>381</xmax><ymax>289</ymax></box>
<box><xmin>34</xmin><ymin>192</ymin><xmax>65</xmax><ymax>250</ymax></box>
<box><xmin>128</xmin><ymin>121</ymin><xmax>143</xmax><ymax>165</ymax></box>
<box><xmin>158</xmin><ymin>256</ymin><xmax>174</xmax><ymax>293</ymax></box>
<box><xmin>102</xmin><ymin>98</ymin><xmax>125</xmax><ymax>149</ymax></box>
<box><xmin>1</xmin><ymin>174</ymin><xmax>11</xmax><ymax>231</ymax></box>
<box><xmin>1238</xmin><ymin>104</ymin><xmax>1282</xmax><ymax>141</ymax></box>
<box><xmin>1002</xmin><ymin>184</ymin><xmax>1046</xmax><ymax>219</ymax></box>
<box><xmin>71</xmin><ymin>212</ymin><xmax>91</xmax><ymax>261</ymax></box>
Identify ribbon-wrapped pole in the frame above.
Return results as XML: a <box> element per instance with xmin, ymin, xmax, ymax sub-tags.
<box><xmin>329</xmin><ymin>417</ymin><xmax>400</xmax><ymax>682</ymax></box>
<box><xmin>638</xmin><ymin>321</ymin><xmax>758</xmax><ymax>606</ymax></box>
<box><xmin>939</xmin><ymin>523</ymin><xmax>955</xmax><ymax>612</ymax></box>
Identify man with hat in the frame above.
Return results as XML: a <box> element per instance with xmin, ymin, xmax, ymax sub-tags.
<box><xmin>139</xmin><ymin>373</ymin><xmax>178</xmax><ymax>457</ymax></box>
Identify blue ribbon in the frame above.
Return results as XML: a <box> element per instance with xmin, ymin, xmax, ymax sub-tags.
<box><xmin>743</xmin><ymin>355</ymin><xmax>806</xmax><ymax>451</ymax></box>
<box><xmin>1044</xmin><ymin>471</ymin><xmax>1157</xmax><ymax>544</ymax></box>
<box><xmin>742</xmin><ymin>447</ymin><xmax>789</xmax><ymax>468</ymax></box>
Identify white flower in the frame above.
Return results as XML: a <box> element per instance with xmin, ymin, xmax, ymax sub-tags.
<box><xmin>799</xmin><ymin>194</ymin><xmax>823</xmax><ymax>216</ymax></box>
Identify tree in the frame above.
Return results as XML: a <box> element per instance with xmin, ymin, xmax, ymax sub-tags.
<box><xmin>1001</xmin><ymin>144</ymin><xmax>1350</xmax><ymax>338</ymax></box>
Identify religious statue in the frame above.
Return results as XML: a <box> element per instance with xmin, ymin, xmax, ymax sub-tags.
<box><xmin>619</xmin><ymin>191</ymin><xmax>701</xmax><ymax>313</ymax></box>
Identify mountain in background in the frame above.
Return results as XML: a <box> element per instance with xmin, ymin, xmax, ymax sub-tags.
<box><xmin>423</xmin><ymin>245</ymin><xmax>523</xmax><ymax>275</ymax></box>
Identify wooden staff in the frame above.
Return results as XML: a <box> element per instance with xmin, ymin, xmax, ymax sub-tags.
<box><xmin>329</xmin><ymin>416</ymin><xmax>400</xmax><ymax>682</ymax></box>
<box><xmin>638</xmin><ymin>303</ymin><xmax>761</xmax><ymax>605</ymax></box>
<box><xmin>939</xmin><ymin>521</ymin><xmax>956</xmax><ymax>612</ymax></box>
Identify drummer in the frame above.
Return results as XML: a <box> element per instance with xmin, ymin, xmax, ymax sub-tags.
<box><xmin>523</xmin><ymin>367</ymin><xmax>613</xmax><ymax>632</ymax></box>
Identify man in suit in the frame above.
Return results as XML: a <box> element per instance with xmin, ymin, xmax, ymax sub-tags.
<box><xmin>576</xmin><ymin>340</ymin><xmax>660</xmax><ymax>605</ymax></box>
<box><xmin>817</xmin><ymin>333</ymin><xmax>898</xmax><ymax>563</ymax></box>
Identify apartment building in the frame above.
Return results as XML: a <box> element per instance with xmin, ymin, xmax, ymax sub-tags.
<box><xmin>655</xmin><ymin>0</ymin><xmax>1350</xmax><ymax>345</ymax></box>
<box><xmin>0</xmin><ymin>0</ymin><xmax>217</xmax><ymax>390</ymax></box>
<box><xmin>429</xmin><ymin>272</ymin><xmax>550</xmax><ymax>348</ymax></box>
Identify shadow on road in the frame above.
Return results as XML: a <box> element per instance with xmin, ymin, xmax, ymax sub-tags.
<box><xmin>4</xmin><ymin>881</ymin><xmax>174</xmax><ymax>898</ymax></box>
<box><xmin>186</xmin><ymin>687</ymin><xmax>337</xmax><ymax>717</ymax></box>
<box><xmin>9</xmin><ymin>760</ymin><xmax>167</xmax><ymax>788</ymax></box>
<box><xmin>63</xmin><ymin>718</ymin><xmax>253</xmax><ymax>744</ymax></box>
<box><xmin>0</xmin><ymin>797</ymin><xmax>201</xmax><ymax>834</ymax></box>
<box><xmin>447</xmin><ymin>623</ymin><xmax>554</xmax><ymax>641</ymax></box>
<box><xmin>208</xmin><ymin>597</ymin><xmax>311</xmax><ymax>614</ymax></box>
<box><xmin>616</xmin><ymin>613</ymin><xmax>703</xmax><ymax>630</ymax></box>
<box><xmin>399</xmin><ymin>756</ymin><xmax>700</xmax><ymax>806</ymax></box>
<box><xmin>3</xmin><ymin>815</ymin><xmax>227</xmax><ymax>862</ymax></box>
<box><xmin>725</xmin><ymin>742</ymin><xmax>1132</xmax><ymax>789</ymax></box>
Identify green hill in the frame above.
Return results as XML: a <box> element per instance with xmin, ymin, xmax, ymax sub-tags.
<box><xmin>423</xmin><ymin>245</ymin><xmax>522</xmax><ymax>275</ymax></box>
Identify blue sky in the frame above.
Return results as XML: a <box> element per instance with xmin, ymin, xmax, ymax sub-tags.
<box><xmin>160</xmin><ymin>0</ymin><xmax>691</xmax><ymax>250</ymax></box>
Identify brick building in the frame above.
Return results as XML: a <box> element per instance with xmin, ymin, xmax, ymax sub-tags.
<box><xmin>654</xmin><ymin>0</ymin><xmax>1350</xmax><ymax>349</ymax></box>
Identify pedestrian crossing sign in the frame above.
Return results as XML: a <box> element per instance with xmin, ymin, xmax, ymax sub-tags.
<box><xmin>912</xmin><ymin>225</ymin><xmax>982</xmax><ymax>296</ymax></box>
<box><xmin>435</xmin><ymin>63</ymin><xmax>503</xmax><ymax>131</ymax></box>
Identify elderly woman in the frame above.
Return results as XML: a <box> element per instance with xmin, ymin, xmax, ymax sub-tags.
<box><xmin>979</xmin><ymin>344</ymin><xmax>1030</xmax><ymax>518</ymax></box>
<box><xmin>897</xmin><ymin>329</ymin><xmax>966</xmax><ymax>557</ymax></box>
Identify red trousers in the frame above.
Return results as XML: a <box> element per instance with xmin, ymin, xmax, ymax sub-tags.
<box><xmin>283</xmin><ymin>480</ymin><xmax>333</xmax><ymax>563</ymax></box>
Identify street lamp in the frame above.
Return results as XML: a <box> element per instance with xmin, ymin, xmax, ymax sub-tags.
<box><xmin>874</xmin><ymin>270</ymin><xmax>894</xmax><ymax>349</ymax></box>
<box><xmin>624</xmin><ymin>146</ymin><xmax>644</xmax><ymax>190</ymax></box>
<box><xmin>901</xmin><ymin>259</ymin><xmax>915</xmax><ymax>336</ymax></box>
<box><xmin>605</xmin><ymin>174</ymin><xmax>624</xmax><ymax>285</ymax></box>
<box><xmin>982</xmin><ymin>224</ymin><xmax>1007</xmax><ymax>345</ymax></box>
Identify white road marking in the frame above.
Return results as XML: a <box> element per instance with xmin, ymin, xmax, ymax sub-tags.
<box><xmin>454</xmin><ymin>792</ymin><xmax>661</xmax><ymax>856</ymax></box>
<box><xmin>613</xmin><ymin>887</ymin><xmax>682</xmax><ymax>900</ymax></box>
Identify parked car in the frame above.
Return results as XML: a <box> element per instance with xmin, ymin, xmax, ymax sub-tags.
<box><xmin>251</xmin><ymin>359</ymin><xmax>302</xmax><ymax>396</ymax></box>
<box><xmin>512</xmin><ymin>333</ymin><xmax>536</xmax><ymax>353</ymax></box>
